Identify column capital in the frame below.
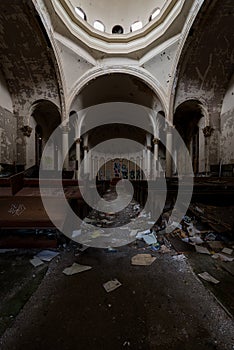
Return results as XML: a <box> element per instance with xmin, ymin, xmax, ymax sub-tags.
<box><xmin>153</xmin><ymin>138</ymin><xmax>159</xmax><ymax>145</ymax></box>
<box><xmin>146</xmin><ymin>145</ymin><xmax>151</xmax><ymax>151</ymax></box>
<box><xmin>203</xmin><ymin>125</ymin><xmax>213</xmax><ymax>137</ymax></box>
<box><xmin>20</xmin><ymin>125</ymin><xmax>32</xmax><ymax>137</ymax></box>
<box><xmin>83</xmin><ymin>145</ymin><xmax>89</xmax><ymax>151</ymax></box>
<box><xmin>166</xmin><ymin>124</ymin><xmax>175</xmax><ymax>133</ymax></box>
<box><xmin>60</xmin><ymin>124</ymin><xmax>70</xmax><ymax>133</ymax></box>
<box><xmin>75</xmin><ymin>138</ymin><xmax>82</xmax><ymax>144</ymax></box>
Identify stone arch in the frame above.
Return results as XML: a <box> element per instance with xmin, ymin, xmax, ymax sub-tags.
<box><xmin>26</xmin><ymin>100</ymin><xmax>62</xmax><ymax>170</ymax></box>
<box><xmin>174</xmin><ymin>99</ymin><xmax>206</xmax><ymax>175</ymax></box>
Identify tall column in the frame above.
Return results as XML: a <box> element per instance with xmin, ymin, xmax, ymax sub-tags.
<box><xmin>166</xmin><ymin>125</ymin><xmax>173</xmax><ymax>177</ymax></box>
<box><xmin>153</xmin><ymin>138</ymin><xmax>159</xmax><ymax>178</ymax></box>
<box><xmin>61</xmin><ymin>124</ymin><xmax>69</xmax><ymax>170</ymax></box>
<box><xmin>203</xmin><ymin>126</ymin><xmax>213</xmax><ymax>175</ymax></box>
<box><xmin>134</xmin><ymin>159</ymin><xmax>137</xmax><ymax>180</ymax></box>
<box><xmin>75</xmin><ymin>138</ymin><xmax>81</xmax><ymax>178</ymax></box>
<box><xmin>141</xmin><ymin>157</ymin><xmax>144</xmax><ymax>179</ymax></box>
<box><xmin>146</xmin><ymin>134</ymin><xmax>151</xmax><ymax>180</ymax></box>
<box><xmin>173</xmin><ymin>148</ymin><xmax>177</xmax><ymax>175</ymax></box>
<box><xmin>83</xmin><ymin>134</ymin><xmax>89</xmax><ymax>175</ymax></box>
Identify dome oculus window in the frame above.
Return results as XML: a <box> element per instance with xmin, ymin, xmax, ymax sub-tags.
<box><xmin>75</xmin><ymin>7</ymin><xmax>86</xmax><ymax>20</ymax></box>
<box><xmin>130</xmin><ymin>21</ymin><xmax>143</xmax><ymax>32</ymax></box>
<box><xmin>112</xmin><ymin>25</ymin><xmax>124</xmax><ymax>34</ymax></box>
<box><xmin>150</xmin><ymin>8</ymin><xmax>161</xmax><ymax>21</ymax></box>
<box><xmin>93</xmin><ymin>20</ymin><xmax>105</xmax><ymax>32</ymax></box>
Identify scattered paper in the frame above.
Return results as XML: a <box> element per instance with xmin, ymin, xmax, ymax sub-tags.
<box><xmin>63</xmin><ymin>263</ymin><xmax>92</xmax><ymax>276</ymax></box>
<box><xmin>130</xmin><ymin>229</ymin><xmax>139</xmax><ymax>237</ymax></box>
<box><xmin>172</xmin><ymin>254</ymin><xmax>186</xmax><ymax>261</ymax></box>
<box><xmin>212</xmin><ymin>253</ymin><xmax>234</xmax><ymax>262</ymax></box>
<box><xmin>72</xmin><ymin>230</ymin><xmax>82</xmax><ymax>238</ymax></box>
<box><xmin>36</xmin><ymin>250</ymin><xmax>59</xmax><ymax>262</ymax></box>
<box><xmin>222</xmin><ymin>248</ymin><xmax>233</xmax><ymax>255</ymax></box>
<box><xmin>160</xmin><ymin>245</ymin><xmax>171</xmax><ymax>254</ymax></box>
<box><xmin>195</xmin><ymin>245</ymin><xmax>211</xmax><ymax>255</ymax></box>
<box><xmin>142</xmin><ymin>233</ymin><xmax>157</xmax><ymax>245</ymax></box>
<box><xmin>189</xmin><ymin>236</ymin><xmax>204</xmax><ymax>244</ymax></box>
<box><xmin>131</xmin><ymin>254</ymin><xmax>156</xmax><ymax>266</ymax></box>
<box><xmin>187</xmin><ymin>224</ymin><xmax>200</xmax><ymax>237</ymax></box>
<box><xmin>207</xmin><ymin>241</ymin><xmax>223</xmax><ymax>250</ymax></box>
<box><xmin>91</xmin><ymin>230</ymin><xmax>102</xmax><ymax>238</ymax></box>
<box><xmin>0</xmin><ymin>249</ymin><xmax>17</xmax><ymax>253</ymax></box>
<box><xmin>30</xmin><ymin>256</ymin><xmax>44</xmax><ymax>267</ymax></box>
<box><xmin>198</xmin><ymin>272</ymin><xmax>220</xmax><ymax>284</ymax></box>
<box><xmin>136</xmin><ymin>229</ymin><xmax>151</xmax><ymax>239</ymax></box>
<box><xmin>77</xmin><ymin>245</ymin><xmax>88</xmax><ymax>252</ymax></box>
<box><xmin>148</xmin><ymin>221</ymin><xmax>155</xmax><ymax>225</ymax></box>
<box><xmin>103</xmin><ymin>279</ymin><xmax>122</xmax><ymax>293</ymax></box>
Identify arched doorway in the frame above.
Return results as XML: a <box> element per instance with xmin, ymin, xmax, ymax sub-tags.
<box><xmin>174</xmin><ymin>100</ymin><xmax>205</xmax><ymax>175</ymax></box>
<box><xmin>27</xmin><ymin>100</ymin><xmax>61</xmax><ymax>172</ymax></box>
<box><xmin>69</xmin><ymin>73</ymin><xmax>166</xmax><ymax>180</ymax></box>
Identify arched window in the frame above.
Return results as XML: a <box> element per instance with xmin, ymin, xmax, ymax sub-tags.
<box><xmin>150</xmin><ymin>8</ymin><xmax>161</xmax><ymax>21</ymax></box>
<box><xmin>93</xmin><ymin>20</ymin><xmax>105</xmax><ymax>32</ymax></box>
<box><xmin>112</xmin><ymin>25</ymin><xmax>124</xmax><ymax>34</ymax></box>
<box><xmin>130</xmin><ymin>21</ymin><xmax>142</xmax><ymax>32</ymax></box>
<box><xmin>75</xmin><ymin>7</ymin><xmax>86</xmax><ymax>21</ymax></box>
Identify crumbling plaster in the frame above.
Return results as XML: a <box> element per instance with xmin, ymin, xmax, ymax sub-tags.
<box><xmin>220</xmin><ymin>73</ymin><xmax>234</xmax><ymax>164</ymax></box>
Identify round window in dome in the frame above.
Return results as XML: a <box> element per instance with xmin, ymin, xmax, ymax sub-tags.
<box><xmin>130</xmin><ymin>21</ymin><xmax>143</xmax><ymax>32</ymax></box>
<box><xmin>150</xmin><ymin>8</ymin><xmax>161</xmax><ymax>21</ymax></box>
<box><xmin>93</xmin><ymin>20</ymin><xmax>105</xmax><ymax>32</ymax></box>
<box><xmin>74</xmin><ymin>7</ymin><xmax>86</xmax><ymax>20</ymax></box>
<box><xmin>112</xmin><ymin>25</ymin><xmax>124</xmax><ymax>34</ymax></box>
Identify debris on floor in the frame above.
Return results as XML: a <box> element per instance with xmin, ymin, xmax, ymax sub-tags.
<box><xmin>198</xmin><ymin>272</ymin><xmax>220</xmax><ymax>284</ymax></box>
<box><xmin>159</xmin><ymin>245</ymin><xmax>171</xmax><ymax>254</ymax></box>
<box><xmin>195</xmin><ymin>245</ymin><xmax>211</xmax><ymax>255</ymax></box>
<box><xmin>172</xmin><ymin>254</ymin><xmax>187</xmax><ymax>261</ymax></box>
<box><xmin>222</xmin><ymin>248</ymin><xmax>233</xmax><ymax>255</ymax></box>
<box><xmin>0</xmin><ymin>248</ymin><xmax>17</xmax><ymax>253</ymax></box>
<box><xmin>131</xmin><ymin>254</ymin><xmax>156</xmax><ymax>266</ymax></box>
<box><xmin>30</xmin><ymin>256</ymin><xmax>44</xmax><ymax>267</ymax></box>
<box><xmin>36</xmin><ymin>250</ymin><xmax>59</xmax><ymax>262</ymax></box>
<box><xmin>103</xmin><ymin>279</ymin><xmax>122</xmax><ymax>293</ymax></box>
<box><xmin>63</xmin><ymin>263</ymin><xmax>92</xmax><ymax>276</ymax></box>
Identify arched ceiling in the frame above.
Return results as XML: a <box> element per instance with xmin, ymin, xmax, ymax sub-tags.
<box><xmin>71</xmin><ymin>73</ymin><xmax>162</xmax><ymax>111</ymax></box>
<box><xmin>87</xmin><ymin>124</ymin><xmax>148</xmax><ymax>149</ymax></box>
<box><xmin>70</xmin><ymin>74</ymin><xmax>163</xmax><ymax>139</ymax></box>
<box><xmin>48</xmin><ymin>0</ymin><xmax>195</xmax><ymax>57</ymax></box>
<box><xmin>0</xmin><ymin>0</ymin><xmax>61</xmax><ymax>115</ymax></box>
<box><xmin>174</xmin><ymin>0</ymin><xmax>234</xmax><ymax>123</ymax></box>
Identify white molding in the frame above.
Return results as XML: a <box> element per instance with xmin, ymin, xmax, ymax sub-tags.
<box><xmin>54</xmin><ymin>32</ymin><xmax>97</xmax><ymax>66</ymax></box>
<box><xmin>51</xmin><ymin>0</ymin><xmax>186</xmax><ymax>55</ymax></box>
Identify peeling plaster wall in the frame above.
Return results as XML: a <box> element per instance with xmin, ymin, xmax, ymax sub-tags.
<box><xmin>198</xmin><ymin>117</ymin><xmax>205</xmax><ymax>172</ymax></box>
<box><xmin>0</xmin><ymin>106</ymin><xmax>17</xmax><ymax>164</ymax></box>
<box><xmin>0</xmin><ymin>70</ymin><xmax>16</xmax><ymax>165</ymax></box>
<box><xmin>26</xmin><ymin>117</ymin><xmax>36</xmax><ymax>169</ymax></box>
<box><xmin>0</xmin><ymin>70</ymin><xmax>13</xmax><ymax>112</ymax></box>
<box><xmin>143</xmin><ymin>41</ymin><xmax>179</xmax><ymax>92</ymax></box>
<box><xmin>220</xmin><ymin>74</ymin><xmax>234</xmax><ymax>164</ymax></box>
